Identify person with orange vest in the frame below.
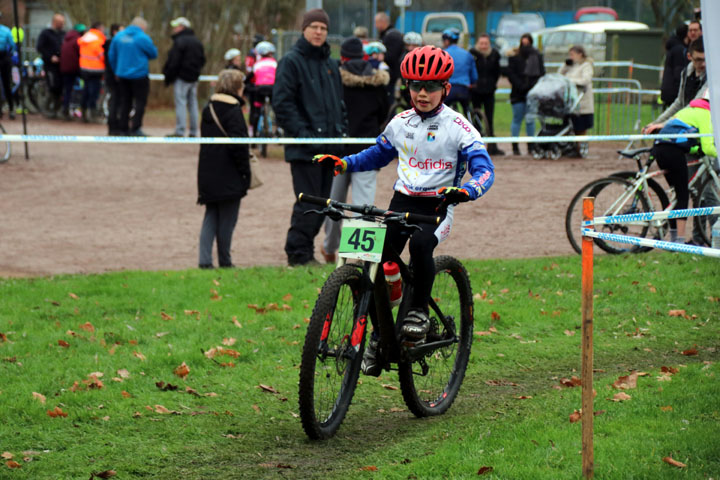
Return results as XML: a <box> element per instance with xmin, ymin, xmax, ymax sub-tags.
<box><xmin>77</xmin><ymin>21</ymin><xmax>106</xmax><ymax>122</ymax></box>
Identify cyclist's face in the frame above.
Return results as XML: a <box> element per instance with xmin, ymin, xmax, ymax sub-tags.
<box><xmin>303</xmin><ymin>22</ymin><xmax>328</xmax><ymax>47</ymax></box>
<box><xmin>409</xmin><ymin>82</ymin><xmax>447</xmax><ymax>112</ymax></box>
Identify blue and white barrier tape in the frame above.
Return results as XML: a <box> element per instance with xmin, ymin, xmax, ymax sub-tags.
<box><xmin>585</xmin><ymin>206</ymin><xmax>720</xmax><ymax>227</ymax></box>
<box><xmin>0</xmin><ymin>132</ymin><xmax>711</xmax><ymax>145</ymax></box>
<box><xmin>581</xmin><ymin>229</ymin><xmax>720</xmax><ymax>259</ymax></box>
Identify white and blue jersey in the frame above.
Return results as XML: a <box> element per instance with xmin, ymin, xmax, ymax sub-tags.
<box><xmin>344</xmin><ymin>104</ymin><xmax>494</xmax><ymax>201</ymax></box>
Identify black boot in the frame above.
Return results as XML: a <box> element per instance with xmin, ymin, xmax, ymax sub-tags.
<box><xmin>512</xmin><ymin>142</ymin><xmax>521</xmax><ymax>155</ymax></box>
<box><xmin>527</xmin><ymin>143</ymin><xmax>537</xmax><ymax>156</ymax></box>
<box><xmin>488</xmin><ymin>144</ymin><xmax>505</xmax><ymax>156</ymax></box>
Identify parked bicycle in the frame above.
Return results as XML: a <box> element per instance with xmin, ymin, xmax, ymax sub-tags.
<box><xmin>297</xmin><ymin>194</ymin><xmax>474</xmax><ymax>440</ymax></box>
<box><xmin>251</xmin><ymin>85</ymin><xmax>279</xmax><ymax>158</ymax></box>
<box><xmin>565</xmin><ymin>146</ymin><xmax>720</xmax><ymax>254</ymax></box>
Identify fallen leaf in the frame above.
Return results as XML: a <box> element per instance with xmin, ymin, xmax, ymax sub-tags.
<box><xmin>32</xmin><ymin>392</ymin><xmax>46</xmax><ymax>404</ymax></box>
<box><xmin>382</xmin><ymin>384</ymin><xmax>399</xmax><ymax>391</ymax></box>
<box><xmin>560</xmin><ymin>376</ymin><xmax>582</xmax><ymax>388</ymax></box>
<box><xmin>681</xmin><ymin>348</ymin><xmax>698</xmax><ymax>356</ymax></box>
<box><xmin>485</xmin><ymin>379</ymin><xmax>519</xmax><ymax>387</ymax></box>
<box><xmin>47</xmin><ymin>406</ymin><xmax>68</xmax><ymax>418</ymax></box>
<box><xmin>121</xmin><ymin>391</ymin><xmax>132</xmax><ymax>398</ymax></box>
<box><xmin>475</xmin><ymin>331</ymin><xmax>493</xmax><ymax>336</ymax></box>
<box><xmin>133</xmin><ymin>351</ymin><xmax>146</xmax><ymax>361</ymax></box>
<box><xmin>222</xmin><ymin>337</ymin><xmax>237</xmax><ymax>346</ymax></box>
<box><xmin>282</xmin><ymin>293</ymin><xmax>293</xmax><ymax>301</ymax></box>
<box><xmin>1</xmin><ymin>452</ymin><xmax>12</xmax><ymax>460</ymax></box>
<box><xmin>184</xmin><ymin>310</ymin><xmax>200</xmax><ymax>316</ymax></box>
<box><xmin>154</xmin><ymin>405</ymin><xmax>180</xmax><ymax>415</ymax></box>
<box><xmin>661</xmin><ymin>366</ymin><xmax>679</xmax><ymax>375</ymax></box>
<box><xmin>612</xmin><ymin>371</ymin><xmax>644</xmax><ymax>390</ymax></box>
<box><xmin>515</xmin><ymin>395</ymin><xmax>532</xmax><ymax>399</ymax></box>
<box><xmin>668</xmin><ymin>309</ymin><xmax>686</xmax><ymax>317</ymax></box>
<box><xmin>477</xmin><ymin>466</ymin><xmax>494</xmax><ymax>475</ymax></box>
<box><xmin>569</xmin><ymin>410</ymin><xmax>581</xmax><ymax>423</ymax></box>
<box><xmin>258</xmin><ymin>384</ymin><xmax>279</xmax><ymax>394</ymax></box>
<box><xmin>117</xmin><ymin>369</ymin><xmax>130</xmax><ymax>379</ymax></box>
<box><xmin>92</xmin><ymin>470</ymin><xmax>117</xmax><ymax>479</ymax></box>
<box><xmin>360</xmin><ymin>466</ymin><xmax>378</xmax><ymax>471</ymax></box>
<box><xmin>160</xmin><ymin>312</ymin><xmax>174</xmax><ymax>321</ymax></box>
<box><xmin>58</xmin><ymin>339</ymin><xmax>70</xmax><ymax>348</ymax></box>
<box><xmin>252</xmin><ymin>404</ymin><xmax>261</xmax><ymax>413</ymax></box>
<box><xmin>6</xmin><ymin>460</ymin><xmax>21</xmax><ymax>469</ymax></box>
<box><xmin>491</xmin><ymin>311</ymin><xmax>501</xmax><ymax>321</ymax></box>
<box><xmin>564</xmin><ymin>329</ymin><xmax>575</xmax><ymax>336</ymax></box>
<box><xmin>79</xmin><ymin>322</ymin><xmax>95</xmax><ymax>332</ymax></box>
<box><xmin>68</xmin><ymin>293</ymin><xmax>79</xmax><ymax>300</ymax></box>
<box><xmin>662</xmin><ymin>456</ymin><xmax>687</xmax><ymax>468</ymax></box>
<box><xmin>660</xmin><ymin>405</ymin><xmax>673</xmax><ymax>412</ymax></box>
<box><xmin>232</xmin><ymin>317</ymin><xmax>243</xmax><ymax>328</ymax></box>
<box><xmin>611</xmin><ymin>392</ymin><xmax>631</xmax><ymax>402</ymax></box>
<box><xmin>489</xmin><ymin>326</ymin><xmax>498</xmax><ymax>333</ymax></box>
<box><xmin>593</xmin><ymin>410</ymin><xmax>606</xmax><ymax>416</ymax></box>
<box><xmin>174</xmin><ymin>362</ymin><xmax>190</xmax><ymax>379</ymax></box>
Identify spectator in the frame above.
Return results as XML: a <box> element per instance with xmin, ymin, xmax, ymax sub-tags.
<box><xmin>321</xmin><ymin>37</ymin><xmax>388</xmax><ymax>264</ymax></box>
<box><xmin>504</xmin><ymin>33</ymin><xmax>544</xmax><ymax>156</ymax></box>
<box><xmin>197</xmin><ymin>69</ymin><xmax>251</xmax><ymax>269</ymax></box>
<box><xmin>105</xmin><ymin>23</ymin><xmax>124</xmax><ymax>135</ymax></box>
<box><xmin>247</xmin><ymin>41</ymin><xmax>276</xmax><ymax>147</ymax></box>
<box><xmin>36</xmin><ymin>13</ymin><xmax>66</xmax><ymax>117</ymax></box>
<box><xmin>364</xmin><ymin>42</ymin><xmax>388</xmax><ymax>71</ymax></box>
<box><xmin>660</xmin><ymin>24</ymin><xmax>689</xmax><ymax>106</ymax></box>
<box><xmin>559</xmin><ymin>45</ymin><xmax>594</xmax><ymax>156</ymax></box>
<box><xmin>59</xmin><ymin>24</ymin><xmax>83</xmax><ymax>120</ymax></box>
<box><xmin>687</xmin><ymin>20</ymin><xmax>702</xmax><ymax>43</ymax></box>
<box><xmin>224</xmin><ymin>48</ymin><xmax>242</xmax><ymax>70</ymax></box>
<box><xmin>374</xmin><ymin>12</ymin><xmax>404</xmax><ymax>98</ymax></box>
<box><xmin>353</xmin><ymin>26</ymin><xmax>369</xmax><ymax>44</ymax></box>
<box><xmin>470</xmin><ymin>33</ymin><xmax>503</xmax><ymax>155</ymax></box>
<box><xmin>163</xmin><ymin>17</ymin><xmax>206</xmax><ymax>138</ymax></box>
<box><xmin>77</xmin><ymin>21</ymin><xmax>106</xmax><ymax>123</ymax></box>
<box><xmin>0</xmin><ymin>19</ymin><xmax>16</xmax><ymax>120</ymax></box>
<box><xmin>644</xmin><ymin>38</ymin><xmax>706</xmax><ymax>133</ymax></box>
<box><xmin>441</xmin><ymin>28</ymin><xmax>477</xmax><ymax>116</ymax></box>
<box><xmin>272</xmin><ymin>8</ymin><xmax>347</xmax><ymax>266</ymax></box>
<box><xmin>108</xmin><ymin>16</ymin><xmax>158</xmax><ymax>136</ymax></box>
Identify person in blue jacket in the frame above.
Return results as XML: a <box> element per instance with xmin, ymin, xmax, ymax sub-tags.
<box><xmin>108</xmin><ymin>16</ymin><xmax>158</xmax><ymax>136</ymax></box>
<box><xmin>0</xmin><ymin>21</ymin><xmax>16</xmax><ymax>119</ymax></box>
<box><xmin>441</xmin><ymin>28</ymin><xmax>477</xmax><ymax>116</ymax></box>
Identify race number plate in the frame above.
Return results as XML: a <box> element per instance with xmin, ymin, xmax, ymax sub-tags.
<box><xmin>338</xmin><ymin>219</ymin><xmax>386</xmax><ymax>263</ymax></box>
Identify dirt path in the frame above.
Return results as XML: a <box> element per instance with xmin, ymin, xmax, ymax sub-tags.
<box><xmin>0</xmin><ymin>116</ymin><xmax>638</xmax><ymax>277</ymax></box>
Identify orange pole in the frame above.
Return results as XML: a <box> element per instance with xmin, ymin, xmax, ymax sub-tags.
<box><xmin>581</xmin><ymin>197</ymin><xmax>595</xmax><ymax>479</ymax></box>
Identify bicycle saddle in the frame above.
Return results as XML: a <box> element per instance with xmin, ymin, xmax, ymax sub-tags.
<box><xmin>617</xmin><ymin>147</ymin><xmax>652</xmax><ymax>158</ymax></box>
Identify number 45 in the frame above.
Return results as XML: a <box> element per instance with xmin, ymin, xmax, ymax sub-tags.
<box><xmin>347</xmin><ymin>229</ymin><xmax>375</xmax><ymax>252</ymax></box>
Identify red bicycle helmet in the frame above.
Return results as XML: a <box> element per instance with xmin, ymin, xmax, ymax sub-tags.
<box><xmin>400</xmin><ymin>45</ymin><xmax>454</xmax><ymax>81</ymax></box>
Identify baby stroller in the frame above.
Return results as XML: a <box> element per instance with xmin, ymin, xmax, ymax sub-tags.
<box><xmin>526</xmin><ymin>74</ymin><xmax>587</xmax><ymax>160</ymax></box>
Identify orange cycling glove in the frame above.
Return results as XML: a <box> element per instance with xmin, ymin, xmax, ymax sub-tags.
<box><xmin>313</xmin><ymin>154</ymin><xmax>347</xmax><ymax>176</ymax></box>
<box><xmin>438</xmin><ymin>186</ymin><xmax>470</xmax><ymax>204</ymax></box>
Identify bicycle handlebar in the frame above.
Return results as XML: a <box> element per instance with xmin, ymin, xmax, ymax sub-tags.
<box><xmin>298</xmin><ymin>193</ymin><xmax>441</xmax><ymax>226</ymax></box>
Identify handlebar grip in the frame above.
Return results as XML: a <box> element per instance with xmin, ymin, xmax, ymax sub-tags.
<box><xmin>298</xmin><ymin>193</ymin><xmax>331</xmax><ymax>206</ymax></box>
<box><xmin>405</xmin><ymin>212</ymin><xmax>441</xmax><ymax>225</ymax></box>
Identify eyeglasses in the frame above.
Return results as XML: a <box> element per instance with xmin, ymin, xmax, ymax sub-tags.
<box><xmin>407</xmin><ymin>80</ymin><xmax>445</xmax><ymax>93</ymax></box>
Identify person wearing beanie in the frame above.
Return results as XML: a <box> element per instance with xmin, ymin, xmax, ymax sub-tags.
<box><xmin>272</xmin><ymin>8</ymin><xmax>348</xmax><ymax>266</ymax></box>
<box><xmin>320</xmin><ymin>36</ymin><xmax>388</xmax><ymax>263</ymax></box>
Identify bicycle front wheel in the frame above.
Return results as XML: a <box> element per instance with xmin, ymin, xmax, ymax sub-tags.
<box><xmin>298</xmin><ymin>265</ymin><xmax>364</xmax><ymax>439</ymax></box>
<box><xmin>398</xmin><ymin>256</ymin><xmax>473</xmax><ymax>417</ymax></box>
<box><xmin>693</xmin><ymin>175</ymin><xmax>720</xmax><ymax>246</ymax></box>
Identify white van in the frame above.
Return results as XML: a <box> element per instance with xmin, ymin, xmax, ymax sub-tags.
<box><xmin>421</xmin><ymin>12</ymin><xmax>470</xmax><ymax>48</ymax></box>
<box><xmin>536</xmin><ymin>21</ymin><xmax>649</xmax><ymax>64</ymax></box>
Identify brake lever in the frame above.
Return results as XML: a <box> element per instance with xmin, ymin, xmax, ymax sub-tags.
<box><xmin>385</xmin><ymin>216</ymin><xmax>422</xmax><ymax>232</ymax></box>
<box><xmin>304</xmin><ymin>206</ymin><xmax>346</xmax><ymax>222</ymax></box>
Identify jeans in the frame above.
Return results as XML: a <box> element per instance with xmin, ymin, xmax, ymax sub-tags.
<box><xmin>510</xmin><ymin>101</ymin><xmax>535</xmax><ymax>137</ymax></box>
<box><xmin>198</xmin><ymin>199</ymin><xmax>241</xmax><ymax>267</ymax></box>
<box><xmin>81</xmin><ymin>72</ymin><xmax>102</xmax><ymax>110</ymax></box>
<box><xmin>173</xmin><ymin>79</ymin><xmax>199</xmax><ymax>136</ymax></box>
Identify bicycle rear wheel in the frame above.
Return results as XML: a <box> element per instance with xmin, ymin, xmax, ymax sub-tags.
<box><xmin>592</xmin><ymin>176</ymin><xmax>652</xmax><ymax>254</ymax></box>
<box><xmin>298</xmin><ymin>265</ymin><xmax>364</xmax><ymax>439</ymax></box>
<box><xmin>693</xmin><ymin>175</ymin><xmax>720</xmax><ymax>246</ymax></box>
<box><xmin>398</xmin><ymin>256</ymin><xmax>473</xmax><ymax>417</ymax></box>
<box><xmin>469</xmin><ymin>108</ymin><xmax>488</xmax><ymax>137</ymax></box>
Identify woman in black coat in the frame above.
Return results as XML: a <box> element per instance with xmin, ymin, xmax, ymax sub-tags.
<box><xmin>197</xmin><ymin>69</ymin><xmax>251</xmax><ymax>268</ymax></box>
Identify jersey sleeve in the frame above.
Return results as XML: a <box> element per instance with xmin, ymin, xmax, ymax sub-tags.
<box><xmin>456</xmin><ymin>120</ymin><xmax>495</xmax><ymax>200</ymax></box>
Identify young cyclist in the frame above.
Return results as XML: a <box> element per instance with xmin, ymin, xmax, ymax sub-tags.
<box><xmin>315</xmin><ymin>45</ymin><xmax>495</xmax><ymax>375</ymax></box>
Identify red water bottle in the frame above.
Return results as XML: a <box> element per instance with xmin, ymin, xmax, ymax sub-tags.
<box><xmin>383</xmin><ymin>261</ymin><xmax>403</xmax><ymax>308</ymax></box>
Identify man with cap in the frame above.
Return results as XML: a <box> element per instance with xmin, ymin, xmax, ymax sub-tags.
<box><xmin>272</xmin><ymin>8</ymin><xmax>348</xmax><ymax>266</ymax></box>
<box><xmin>163</xmin><ymin>16</ymin><xmax>205</xmax><ymax>137</ymax></box>
<box><xmin>108</xmin><ymin>16</ymin><xmax>158</xmax><ymax>136</ymax></box>
<box><xmin>320</xmin><ymin>36</ymin><xmax>388</xmax><ymax>264</ymax></box>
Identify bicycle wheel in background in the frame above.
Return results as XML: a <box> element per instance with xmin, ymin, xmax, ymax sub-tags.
<box><xmin>398</xmin><ymin>255</ymin><xmax>473</xmax><ymax>418</ymax></box>
<box><xmin>260</xmin><ymin>102</ymin><xmax>271</xmax><ymax>158</ymax></box>
<box><xmin>29</xmin><ymin>79</ymin><xmax>50</xmax><ymax>115</ymax></box>
<box><xmin>469</xmin><ymin>107</ymin><xmax>488</xmax><ymax>137</ymax></box>
<box><xmin>381</xmin><ymin>101</ymin><xmax>408</xmax><ymax>130</ymax></box>
<box><xmin>298</xmin><ymin>265</ymin><xmax>364</xmax><ymax>440</ymax></box>
<box><xmin>693</xmin><ymin>176</ymin><xmax>720</xmax><ymax>246</ymax></box>
<box><xmin>0</xmin><ymin>123</ymin><xmax>11</xmax><ymax>164</ymax></box>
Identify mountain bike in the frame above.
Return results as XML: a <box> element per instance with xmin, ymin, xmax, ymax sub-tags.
<box><xmin>297</xmin><ymin>194</ymin><xmax>474</xmax><ymax>440</ymax></box>
<box><xmin>565</xmin><ymin>146</ymin><xmax>720</xmax><ymax>254</ymax></box>
<box><xmin>253</xmin><ymin>85</ymin><xmax>278</xmax><ymax>158</ymax></box>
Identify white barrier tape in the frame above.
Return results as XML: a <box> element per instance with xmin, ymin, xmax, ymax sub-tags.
<box><xmin>585</xmin><ymin>206</ymin><xmax>720</xmax><ymax>227</ymax></box>
<box><xmin>496</xmin><ymin>87</ymin><xmax>661</xmax><ymax>95</ymax></box>
<box><xmin>0</xmin><ymin>132</ymin><xmax>711</xmax><ymax>145</ymax></box>
<box><xmin>581</xmin><ymin>229</ymin><xmax>720</xmax><ymax>258</ymax></box>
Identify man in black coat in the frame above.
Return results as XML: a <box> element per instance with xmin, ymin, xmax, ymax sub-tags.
<box><xmin>272</xmin><ymin>8</ymin><xmax>347</xmax><ymax>266</ymax></box>
<box><xmin>163</xmin><ymin>17</ymin><xmax>206</xmax><ymax>137</ymax></box>
<box><xmin>36</xmin><ymin>13</ymin><xmax>65</xmax><ymax>117</ymax></box>
<box><xmin>470</xmin><ymin>33</ymin><xmax>504</xmax><ymax>155</ymax></box>
<box><xmin>375</xmin><ymin>12</ymin><xmax>404</xmax><ymax>98</ymax></box>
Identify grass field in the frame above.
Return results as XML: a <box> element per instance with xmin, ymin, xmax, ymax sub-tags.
<box><xmin>1</xmin><ymin>252</ymin><xmax>718</xmax><ymax>479</ymax></box>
